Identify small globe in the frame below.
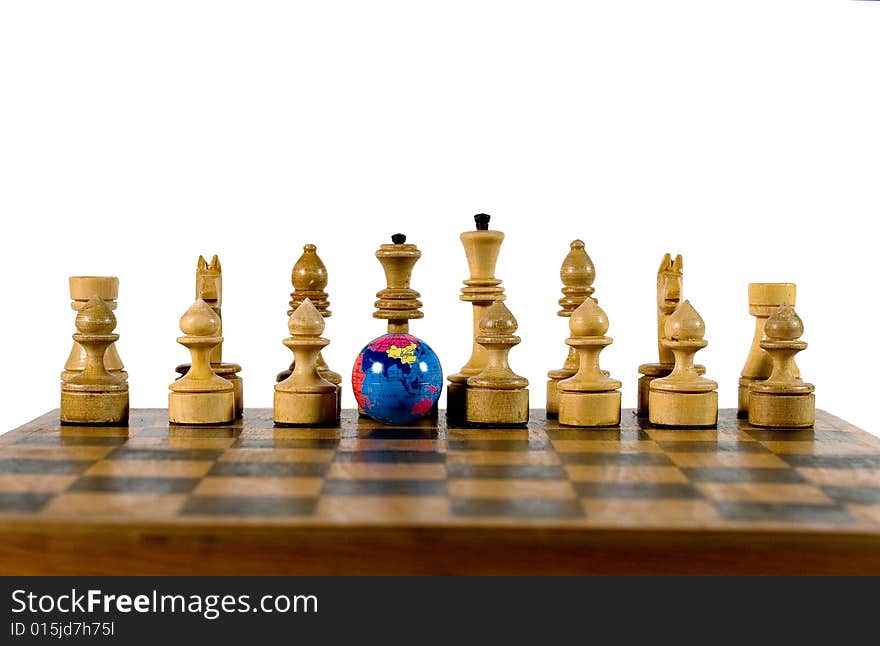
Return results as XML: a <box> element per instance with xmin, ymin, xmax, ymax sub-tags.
<box><xmin>351</xmin><ymin>333</ymin><xmax>443</xmax><ymax>425</ymax></box>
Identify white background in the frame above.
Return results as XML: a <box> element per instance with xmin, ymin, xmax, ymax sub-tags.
<box><xmin>0</xmin><ymin>1</ymin><xmax>877</xmax><ymax>435</ymax></box>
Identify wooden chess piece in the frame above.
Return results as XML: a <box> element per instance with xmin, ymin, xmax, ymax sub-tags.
<box><xmin>637</xmin><ymin>254</ymin><xmax>704</xmax><ymax>417</ymax></box>
<box><xmin>447</xmin><ymin>214</ymin><xmax>506</xmax><ymax>421</ymax></box>
<box><xmin>374</xmin><ymin>233</ymin><xmax>423</xmax><ymax>334</ymax></box>
<box><xmin>274</xmin><ymin>299</ymin><xmax>338</xmax><ymax>426</ymax></box>
<box><xmin>738</xmin><ymin>283</ymin><xmax>799</xmax><ymax>417</ymax></box>
<box><xmin>168</xmin><ymin>299</ymin><xmax>234</xmax><ymax>425</ymax></box>
<box><xmin>62</xmin><ymin>276</ymin><xmax>127</xmax><ymax>382</ymax></box>
<box><xmin>547</xmin><ymin>240</ymin><xmax>595</xmax><ymax>417</ymax></box>
<box><xmin>60</xmin><ymin>296</ymin><xmax>129</xmax><ymax>424</ymax></box>
<box><xmin>748</xmin><ymin>305</ymin><xmax>815</xmax><ymax>428</ymax></box>
<box><xmin>174</xmin><ymin>256</ymin><xmax>243</xmax><ymax>417</ymax></box>
<box><xmin>558</xmin><ymin>298</ymin><xmax>621</xmax><ymax>427</ymax></box>
<box><xmin>649</xmin><ymin>300</ymin><xmax>718</xmax><ymax>428</ymax></box>
<box><xmin>465</xmin><ymin>302</ymin><xmax>529</xmax><ymax>426</ymax></box>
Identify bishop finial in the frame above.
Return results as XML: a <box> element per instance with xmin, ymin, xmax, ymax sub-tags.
<box><xmin>391</xmin><ymin>233</ymin><xmax>407</xmax><ymax>244</ymax></box>
<box><xmin>474</xmin><ymin>213</ymin><xmax>491</xmax><ymax>231</ymax></box>
<box><xmin>665</xmin><ymin>300</ymin><xmax>705</xmax><ymax>341</ymax></box>
<box><xmin>560</xmin><ymin>239</ymin><xmax>595</xmax><ymax>288</ymax></box>
<box><xmin>569</xmin><ymin>298</ymin><xmax>608</xmax><ymax>337</ymax></box>
<box><xmin>765</xmin><ymin>304</ymin><xmax>804</xmax><ymax>341</ymax></box>
<box><xmin>289</xmin><ymin>298</ymin><xmax>325</xmax><ymax>337</ymax></box>
<box><xmin>180</xmin><ymin>299</ymin><xmax>220</xmax><ymax>337</ymax></box>
<box><xmin>480</xmin><ymin>301</ymin><xmax>518</xmax><ymax>336</ymax></box>
<box><xmin>292</xmin><ymin>244</ymin><xmax>328</xmax><ymax>291</ymax></box>
<box><xmin>75</xmin><ymin>296</ymin><xmax>116</xmax><ymax>335</ymax></box>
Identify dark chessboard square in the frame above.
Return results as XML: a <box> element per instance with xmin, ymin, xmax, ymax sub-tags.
<box><xmin>715</xmin><ymin>502</ymin><xmax>855</xmax><ymax>524</ymax></box>
<box><xmin>820</xmin><ymin>486</ymin><xmax>880</xmax><ymax>505</ymax></box>
<box><xmin>446</xmin><ymin>440</ymin><xmax>549</xmax><ymax>452</ymax></box>
<box><xmin>69</xmin><ymin>477</ymin><xmax>200</xmax><ymax>494</ymax></box>
<box><xmin>782</xmin><ymin>455</ymin><xmax>880</xmax><ymax>470</ymax></box>
<box><xmin>109</xmin><ymin>447</ymin><xmax>226</xmax><ymax>461</ymax></box>
<box><xmin>681</xmin><ymin>467</ymin><xmax>806</xmax><ymax>483</ymax></box>
<box><xmin>334</xmin><ymin>450</ymin><xmax>444</xmax><ymax>464</ymax></box>
<box><xmin>233</xmin><ymin>438</ymin><xmax>340</xmax><ymax>449</ymax></box>
<box><xmin>447</xmin><ymin>464</ymin><xmax>568</xmax><ymax>480</ymax></box>
<box><xmin>745</xmin><ymin>428</ymin><xmax>853</xmax><ymax>443</ymax></box>
<box><xmin>657</xmin><ymin>441</ymin><xmax>768</xmax><ymax>454</ymax></box>
<box><xmin>135</xmin><ymin>427</ymin><xmax>173</xmax><ymax>437</ymax></box>
<box><xmin>574</xmin><ymin>482</ymin><xmax>702</xmax><ymax>500</ymax></box>
<box><xmin>181</xmin><ymin>496</ymin><xmax>317</xmax><ymax>517</ymax></box>
<box><xmin>16</xmin><ymin>435</ymin><xmax>128</xmax><ymax>447</ymax></box>
<box><xmin>0</xmin><ymin>493</ymin><xmax>53</xmax><ymax>512</ymax></box>
<box><xmin>558</xmin><ymin>452</ymin><xmax>673</xmax><ymax>466</ymax></box>
<box><xmin>0</xmin><ymin>458</ymin><xmax>92</xmax><ymax>475</ymax></box>
<box><xmin>322</xmin><ymin>479</ymin><xmax>447</xmax><ymax>496</ymax></box>
<box><xmin>451</xmin><ymin>498</ymin><xmax>583</xmax><ymax>519</ymax></box>
<box><xmin>208</xmin><ymin>462</ymin><xmax>329</xmax><ymax>477</ymax></box>
<box><xmin>357</xmin><ymin>427</ymin><xmax>439</xmax><ymax>440</ymax></box>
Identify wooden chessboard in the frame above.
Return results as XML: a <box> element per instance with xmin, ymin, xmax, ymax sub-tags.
<box><xmin>1</xmin><ymin>408</ymin><xmax>879</xmax><ymax>574</ymax></box>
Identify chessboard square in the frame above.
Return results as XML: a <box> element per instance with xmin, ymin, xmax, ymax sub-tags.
<box><xmin>763</xmin><ymin>442</ymin><xmax>880</xmax><ymax>456</ymax></box>
<box><xmin>446</xmin><ymin>464</ymin><xmax>567</xmax><ymax>480</ymax></box>
<box><xmin>193</xmin><ymin>477</ymin><xmax>324</xmax><ymax>497</ymax></box>
<box><xmin>68</xmin><ymin>476</ymin><xmax>200</xmax><ymax>494</ymax></box>
<box><xmin>0</xmin><ymin>492</ymin><xmax>53</xmax><ymax>512</ymax></box>
<box><xmin>451</xmin><ymin>497</ymin><xmax>584</xmax><ymax>519</ymax></box>
<box><xmin>745</xmin><ymin>428</ymin><xmax>853</xmax><ymax>443</ymax></box>
<box><xmin>355</xmin><ymin>427</ymin><xmax>440</xmax><ymax>440</ymax></box>
<box><xmin>234</xmin><ymin>438</ymin><xmax>340</xmax><ymax>450</ymax></box>
<box><xmin>179</xmin><ymin>496</ymin><xmax>317</xmax><ymax>517</ymax></box>
<box><xmin>667</xmin><ymin>453</ymin><xmax>789</xmax><ymax>468</ymax></box>
<box><xmin>55</xmin><ymin>426</ymin><xmax>129</xmax><ymax>438</ymax></box>
<box><xmin>208</xmin><ymin>461</ymin><xmax>328</xmax><ymax>477</ymax></box>
<box><xmin>680</xmin><ymin>467</ymin><xmax>806</xmax><ymax>483</ymax></box>
<box><xmin>327</xmin><ymin>463</ymin><xmax>446</xmax><ymax>480</ymax></box>
<box><xmin>43</xmin><ymin>493</ymin><xmax>187</xmax><ymax>517</ymax></box>
<box><xmin>819</xmin><ymin>486</ymin><xmax>880</xmax><ymax>505</ymax></box>
<box><xmin>125</xmin><ymin>437</ymin><xmax>237</xmax><ymax>450</ymax></box>
<box><xmin>696</xmin><ymin>482</ymin><xmax>832</xmax><ymax>504</ymax></box>
<box><xmin>545</xmin><ymin>428</ymin><xmax>651</xmax><ymax>442</ymax></box>
<box><xmin>0</xmin><ymin>474</ymin><xmax>77</xmax><ymax>493</ymax></box>
<box><xmin>565</xmin><ymin>465</ymin><xmax>688</xmax><ymax>484</ymax></box>
<box><xmin>321</xmin><ymin>479</ymin><xmax>447</xmax><ymax>496</ymax></box>
<box><xmin>656</xmin><ymin>441</ymin><xmax>768</xmax><ymax>454</ymax></box>
<box><xmin>647</xmin><ymin>429</ymin><xmax>746</xmax><ymax>442</ymax></box>
<box><xmin>781</xmin><ymin>454</ymin><xmax>880</xmax><ymax>470</ymax></box>
<box><xmin>449</xmin><ymin>479</ymin><xmax>576</xmax><ymax>500</ymax></box>
<box><xmin>219</xmin><ymin>448</ymin><xmax>335</xmax><ymax>463</ymax></box>
<box><xmin>581</xmin><ymin>499</ymin><xmax>722</xmax><ymax>525</ymax></box>
<box><xmin>269</xmin><ymin>428</ymin><xmax>342</xmax><ymax>440</ymax></box>
<box><xmin>0</xmin><ymin>458</ymin><xmax>93</xmax><ymax>475</ymax></box>
<box><xmin>845</xmin><ymin>504</ymin><xmax>880</xmax><ymax>525</ymax></box>
<box><xmin>446</xmin><ymin>429</ymin><xmax>536</xmax><ymax>442</ymax></box>
<box><xmin>315</xmin><ymin>496</ymin><xmax>451</xmax><ymax>522</ymax></box>
<box><xmin>0</xmin><ymin>445</ymin><xmax>114</xmax><ymax>461</ymax></box>
<box><xmin>167</xmin><ymin>426</ymin><xmax>241</xmax><ymax>440</ymax></box>
<box><xmin>338</xmin><ymin>439</ymin><xmax>443</xmax><ymax>452</ymax></box>
<box><xmin>446</xmin><ymin>439</ymin><xmax>548</xmax><ymax>452</ymax></box>
<box><xmin>16</xmin><ymin>435</ymin><xmax>128</xmax><ymax>447</ymax></box>
<box><xmin>797</xmin><ymin>467</ymin><xmax>880</xmax><ymax>487</ymax></box>
<box><xmin>574</xmin><ymin>482</ymin><xmax>701</xmax><ymax>499</ymax></box>
<box><xmin>108</xmin><ymin>447</ymin><xmax>226</xmax><ymax>461</ymax></box>
<box><xmin>551</xmin><ymin>439</ymin><xmax>661</xmax><ymax>454</ymax></box>
<box><xmin>445</xmin><ymin>450</ymin><xmax>560</xmax><ymax>466</ymax></box>
<box><xmin>333</xmin><ymin>450</ymin><xmax>444</xmax><ymax>464</ymax></box>
<box><xmin>559</xmin><ymin>452</ymin><xmax>674</xmax><ymax>466</ymax></box>
<box><xmin>714</xmin><ymin>502</ymin><xmax>854</xmax><ymax>524</ymax></box>
<box><xmin>85</xmin><ymin>459</ymin><xmax>214</xmax><ymax>478</ymax></box>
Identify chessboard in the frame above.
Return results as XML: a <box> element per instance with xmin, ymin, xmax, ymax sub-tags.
<box><xmin>1</xmin><ymin>408</ymin><xmax>879</xmax><ymax>575</ymax></box>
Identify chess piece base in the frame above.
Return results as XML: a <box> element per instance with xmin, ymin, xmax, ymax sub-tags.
<box><xmin>274</xmin><ymin>390</ymin><xmax>337</xmax><ymax>426</ymax></box>
<box><xmin>638</xmin><ymin>363</ymin><xmax>705</xmax><ymax>417</ymax></box>
<box><xmin>169</xmin><ymin>390</ymin><xmax>234</xmax><ymax>425</ymax></box>
<box><xmin>737</xmin><ymin>376</ymin><xmax>755</xmax><ymax>418</ymax></box>
<box><xmin>445</xmin><ymin>380</ymin><xmax>467</xmax><ymax>422</ymax></box>
<box><xmin>177</xmin><ymin>363</ymin><xmax>242</xmax><ymax>418</ymax></box>
<box><xmin>558</xmin><ymin>390</ymin><xmax>621</xmax><ymax>427</ymax></box>
<box><xmin>60</xmin><ymin>388</ymin><xmax>129</xmax><ymax>425</ymax></box>
<box><xmin>648</xmin><ymin>390</ymin><xmax>718</xmax><ymax>428</ymax></box>
<box><xmin>748</xmin><ymin>392</ymin><xmax>815</xmax><ymax>428</ymax></box>
<box><xmin>465</xmin><ymin>388</ymin><xmax>529</xmax><ymax>426</ymax></box>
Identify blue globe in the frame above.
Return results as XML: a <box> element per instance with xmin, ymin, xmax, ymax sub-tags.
<box><xmin>351</xmin><ymin>333</ymin><xmax>443</xmax><ymax>425</ymax></box>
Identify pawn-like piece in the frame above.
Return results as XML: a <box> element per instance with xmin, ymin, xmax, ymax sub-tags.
<box><xmin>274</xmin><ymin>299</ymin><xmax>338</xmax><ymax>426</ymax></box>
<box><xmin>649</xmin><ymin>300</ymin><xmax>718</xmax><ymax>427</ymax></box>
<box><xmin>558</xmin><ymin>299</ymin><xmax>621</xmax><ymax>427</ymax></box>
<box><xmin>61</xmin><ymin>296</ymin><xmax>129</xmax><ymax>424</ymax></box>
<box><xmin>748</xmin><ymin>305</ymin><xmax>815</xmax><ymax>428</ymax></box>
<box><xmin>465</xmin><ymin>302</ymin><xmax>529</xmax><ymax>426</ymax></box>
<box><xmin>168</xmin><ymin>299</ymin><xmax>234</xmax><ymax>425</ymax></box>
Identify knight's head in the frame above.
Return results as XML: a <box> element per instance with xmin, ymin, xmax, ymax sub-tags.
<box><xmin>195</xmin><ymin>254</ymin><xmax>222</xmax><ymax>308</ymax></box>
<box><xmin>656</xmin><ymin>253</ymin><xmax>683</xmax><ymax>314</ymax></box>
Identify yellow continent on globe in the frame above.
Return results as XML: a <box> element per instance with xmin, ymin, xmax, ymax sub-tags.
<box><xmin>387</xmin><ymin>342</ymin><xmax>418</xmax><ymax>365</ymax></box>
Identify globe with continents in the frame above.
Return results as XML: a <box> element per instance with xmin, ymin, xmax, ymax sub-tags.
<box><xmin>351</xmin><ymin>333</ymin><xmax>443</xmax><ymax>425</ymax></box>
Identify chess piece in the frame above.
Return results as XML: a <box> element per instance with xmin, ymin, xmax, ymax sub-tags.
<box><xmin>649</xmin><ymin>300</ymin><xmax>718</xmax><ymax>428</ymax></box>
<box><xmin>637</xmin><ymin>254</ymin><xmax>704</xmax><ymax>417</ymax></box>
<box><xmin>547</xmin><ymin>240</ymin><xmax>595</xmax><ymax>417</ymax></box>
<box><xmin>374</xmin><ymin>233</ymin><xmax>423</xmax><ymax>334</ymax></box>
<box><xmin>447</xmin><ymin>214</ymin><xmax>506</xmax><ymax>421</ymax></box>
<box><xmin>748</xmin><ymin>305</ymin><xmax>815</xmax><ymax>428</ymax></box>
<box><xmin>275</xmin><ymin>299</ymin><xmax>338</xmax><ymax>426</ymax></box>
<box><xmin>558</xmin><ymin>298</ymin><xmax>621</xmax><ymax>427</ymax></box>
<box><xmin>465</xmin><ymin>302</ymin><xmax>529</xmax><ymax>426</ymax></box>
<box><xmin>738</xmin><ymin>283</ymin><xmax>799</xmax><ymax>417</ymax></box>
<box><xmin>62</xmin><ymin>276</ymin><xmax>126</xmax><ymax>382</ymax></box>
<box><xmin>168</xmin><ymin>299</ymin><xmax>234</xmax><ymax>425</ymax></box>
<box><xmin>60</xmin><ymin>296</ymin><xmax>129</xmax><ymax>424</ymax></box>
<box><xmin>174</xmin><ymin>255</ymin><xmax>243</xmax><ymax>417</ymax></box>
